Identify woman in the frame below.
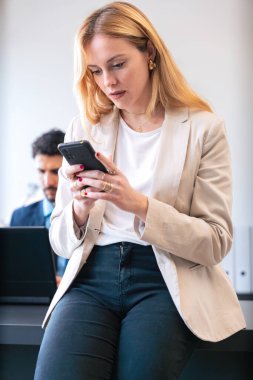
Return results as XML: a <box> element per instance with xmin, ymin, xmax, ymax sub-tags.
<box><xmin>35</xmin><ymin>2</ymin><xmax>246</xmax><ymax>379</ymax></box>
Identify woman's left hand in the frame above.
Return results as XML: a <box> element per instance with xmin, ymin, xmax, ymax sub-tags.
<box><xmin>76</xmin><ymin>152</ymin><xmax>148</xmax><ymax>222</ymax></box>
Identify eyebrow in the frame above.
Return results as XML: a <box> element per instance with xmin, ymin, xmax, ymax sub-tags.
<box><xmin>38</xmin><ymin>168</ymin><xmax>59</xmax><ymax>172</ymax></box>
<box><xmin>88</xmin><ymin>54</ymin><xmax>126</xmax><ymax>67</ymax></box>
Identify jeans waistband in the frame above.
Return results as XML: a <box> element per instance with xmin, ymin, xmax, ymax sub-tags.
<box><xmin>95</xmin><ymin>242</ymin><xmax>151</xmax><ymax>249</ymax></box>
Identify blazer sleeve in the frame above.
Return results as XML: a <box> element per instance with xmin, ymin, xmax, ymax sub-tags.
<box><xmin>49</xmin><ymin>118</ymin><xmax>88</xmax><ymax>258</ymax></box>
<box><xmin>134</xmin><ymin>120</ymin><xmax>233</xmax><ymax>266</ymax></box>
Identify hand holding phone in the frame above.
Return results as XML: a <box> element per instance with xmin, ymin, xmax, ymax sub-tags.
<box><xmin>58</xmin><ymin>140</ymin><xmax>107</xmax><ymax>172</ymax></box>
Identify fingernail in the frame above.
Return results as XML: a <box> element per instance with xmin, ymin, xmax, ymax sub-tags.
<box><xmin>84</xmin><ymin>192</ymin><xmax>87</xmax><ymax>196</ymax></box>
<box><xmin>80</xmin><ymin>165</ymin><xmax>85</xmax><ymax>169</ymax></box>
<box><xmin>96</xmin><ymin>152</ymin><xmax>100</xmax><ymax>157</ymax></box>
<box><xmin>78</xmin><ymin>178</ymin><xmax>82</xmax><ymax>182</ymax></box>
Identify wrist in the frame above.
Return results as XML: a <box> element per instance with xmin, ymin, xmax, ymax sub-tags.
<box><xmin>134</xmin><ymin>193</ymin><xmax>148</xmax><ymax>222</ymax></box>
<box><xmin>72</xmin><ymin>200</ymin><xmax>90</xmax><ymax>227</ymax></box>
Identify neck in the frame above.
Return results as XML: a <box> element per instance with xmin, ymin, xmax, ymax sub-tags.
<box><xmin>120</xmin><ymin>104</ymin><xmax>165</xmax><ymax>133</ymax></box>
<box><xmin>123</xmin><ymin>109</ymin><xmax>146</xmax><ymax>116</ymax></box>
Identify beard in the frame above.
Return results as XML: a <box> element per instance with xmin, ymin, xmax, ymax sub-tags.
<box><xmin>44</xmin><ymin>186</ymin><xmax>57</xmax><ymax>203</ymax></box>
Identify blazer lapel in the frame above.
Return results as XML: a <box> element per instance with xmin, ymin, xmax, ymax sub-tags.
<box><xmin>90</xmin><ymin>107</ymin><xmax>120</xmax><ymax>161</ymax></box>
<box><xmin>86</xmin><ymin>108</ymin><xmax>120</xmax><ymax>232</ymax></box>
<box><xmin>151</xmin><ymin>107</ymin><xmax>190</xmax><ymax>206</ymax></box>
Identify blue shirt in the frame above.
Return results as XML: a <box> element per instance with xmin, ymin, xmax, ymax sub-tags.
<box><xmin>43</xmin><ymin>198</ymin><xmax>54</xmax><ymax>229</ymax></box>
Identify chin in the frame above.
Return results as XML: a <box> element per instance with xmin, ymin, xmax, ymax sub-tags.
<box><xmin>113</xmin><ymin>97</ymin><xmax>128</xmax><ymax>108</ymax></box>
<box><xmin>45</xmin><ymin>193</ymin><xmax>55</xmax><ymax>203</ymax></box>
<box><xmin>47</xmin><ymin>198</ymin><xmax>55</xmax><ymax>204</ymax></box>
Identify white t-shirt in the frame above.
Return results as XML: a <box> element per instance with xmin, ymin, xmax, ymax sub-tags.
<box><xmin>96</xmin><ymin>116</ymin><xmax>163</xmax><ymax>246</ymax></box>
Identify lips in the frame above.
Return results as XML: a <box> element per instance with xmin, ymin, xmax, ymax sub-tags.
<box><xmin>109</xmin><ymin>91</ymin><xmax>126</xmax><ymax>100</ymax></box>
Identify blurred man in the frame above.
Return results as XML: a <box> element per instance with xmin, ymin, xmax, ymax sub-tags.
<box><xmin>10</xmin><ymin>129</ymin><xmax>67</xmax><ymax>284</ymax></box>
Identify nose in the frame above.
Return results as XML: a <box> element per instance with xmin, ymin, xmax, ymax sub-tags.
<box><xmin>44</xmin><ymin>172</ymin><xmax>55</xmax><ymax>187</ymax></box>
<box><xmin>103</xmin><ymin>70</ymin><xmax>117</xmax><ymax>87</ymax></box>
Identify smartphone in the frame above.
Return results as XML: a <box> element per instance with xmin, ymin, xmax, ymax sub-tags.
<box><xmin>58</xmin><ymin>140</ymin><xmax>107</xmax><ymax>172</ymax></box>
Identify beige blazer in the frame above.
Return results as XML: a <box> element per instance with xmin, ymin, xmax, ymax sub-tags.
<box><xmin>44</xmin><ymin>106</ymin><xmax>246</xmax><ymax>342</ymax></box>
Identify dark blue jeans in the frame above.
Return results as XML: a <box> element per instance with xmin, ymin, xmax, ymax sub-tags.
<box><xmin>35</xmin><ymin>243</ymin><xmax>197</xmax><ymax>380</ymax></box>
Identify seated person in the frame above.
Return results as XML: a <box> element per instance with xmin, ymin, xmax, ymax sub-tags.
<box><xmin>10</xmin><ymin>128</ymin><xmax>67</xmax><ymax>285</ymax></box>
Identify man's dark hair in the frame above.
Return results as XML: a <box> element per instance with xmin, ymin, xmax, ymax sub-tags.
<box><xmin>32</xmin><ymin>129</ymin><xmax>65</xmax><ymax>158</ymax></box>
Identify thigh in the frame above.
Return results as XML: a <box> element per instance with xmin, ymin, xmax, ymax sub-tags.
<box><xmin>34</xmin><ymin>288</ymin><xmax>120</xmax><ymax>380</ymax></box>
<box><xmin>112</xmin><ymin>291</ymin><xmax>197</xmax><ymax>380</ymax></box>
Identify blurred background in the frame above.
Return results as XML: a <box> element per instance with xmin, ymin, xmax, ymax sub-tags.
<box><xmin>0</xmin><ymin>0</ymin><xmax>253</xmax><ymax>290</ymax></box>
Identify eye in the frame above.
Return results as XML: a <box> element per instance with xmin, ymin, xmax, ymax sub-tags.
<box><xmin>90</xmin><ymin>68</ymin><xmax>102</xmax><ymax>76</ymax></box>
<box><xmin>112</xmin><ymin>62</ymin><xmax>124</xmax><ymax>69</ymax></box>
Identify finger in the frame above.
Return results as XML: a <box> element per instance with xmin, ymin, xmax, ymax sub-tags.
<box><xmin>71</xmin><ymin>174</ymin><xmax>108</xmax><ymax>193</ymax></box>
<box><xmin>79</xmin><ymin>188</ymin><xmax>88</xmax><ymax>199</ymax></box>
<box><xmin>95</xmin><ymin>152</ymin><xmax>119</xmax><ymax>175</ymax></box>
<box><xmin>84</xmin><ymin>181</ymin><xmax>114</xmax><ymax>197</ymax></box>
<box><xmin>82</xmin><ymin>190</ymin><xmax>114</xmax><ymax>200</ymax></box>
<box><xmin>75</xmin><ymin>188</ymin><xmax>96</xmax><ymax>204</ymax></box>
<box><xmin>75</xmin><ymin>186</ymin><xmax>104</xmax><ymax>202</ymax></box>
<box><xmin>70</xmin><ymin>177</ymin><xmax>86</xmax><ymax>191</ymax></box>
<box><xmin>64</xmin><ymin>164</ymin><xmax>85</xmax><ymax>179</ymax></box>
<box><xmin>77</xmin><ymin>170</ymin><xmax>106</xmax><ymax>181</ymax></box>
<box><xmin>79</xmin><ymin>177</ymin><xmax>110</xmax><ymax>192</ymax></box>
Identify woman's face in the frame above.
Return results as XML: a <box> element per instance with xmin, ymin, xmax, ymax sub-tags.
<box><xmin>86</xmin><ymin>34</ymin><xmax>153</xmax><ymax>114</ymax></box>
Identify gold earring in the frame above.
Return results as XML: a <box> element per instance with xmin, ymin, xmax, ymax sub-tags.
<box><xmin>148</xmin><ymin>59</ymin><xmax>156</xmax><ymax>70</ymax></box>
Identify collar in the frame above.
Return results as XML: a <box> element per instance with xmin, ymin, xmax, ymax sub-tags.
<box><xmin>42</xmin><ymin>198</ymin><xmax>54</xmax><ymax>218</ymax></box>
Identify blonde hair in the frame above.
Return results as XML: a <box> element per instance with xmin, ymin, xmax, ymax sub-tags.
<box><xmin>74</xmin><ymin>1</ymin><xmax>212</xmax><ymax>125</ymax></box>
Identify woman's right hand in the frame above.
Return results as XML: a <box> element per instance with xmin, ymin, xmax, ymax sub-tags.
<box><xmin>64</xmin><ymin>164</ymin><xmax>97</xmax><ymax>227</ymax></box>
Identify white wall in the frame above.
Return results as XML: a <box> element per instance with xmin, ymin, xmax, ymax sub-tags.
<box><xmin>1</xmin><ymin>0</ymin><xmax>253</xmax><ymax>226</ymax></box>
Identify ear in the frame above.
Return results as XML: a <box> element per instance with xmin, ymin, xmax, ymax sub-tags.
<box><xmin>146</xmin><ymin>40</ymin><xmax>156</xmax><ymax>61</ymax></box>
